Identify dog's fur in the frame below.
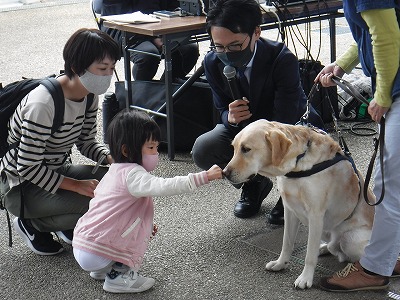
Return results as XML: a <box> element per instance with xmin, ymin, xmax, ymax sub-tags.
<box><xmin>223</xmin><ymin>120</ymin><xmax>375</xmax><ymax>289</ymax></box>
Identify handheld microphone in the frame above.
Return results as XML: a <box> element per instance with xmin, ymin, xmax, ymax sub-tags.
<box><xmin>223</xmin><ymin>65</ymin><xmax>241</xmax><ymax>100</ymax></box>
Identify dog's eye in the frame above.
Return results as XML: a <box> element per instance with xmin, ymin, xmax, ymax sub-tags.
<box><xmin>241</xmin><ymin>146</ymin><xmax>251</xmax><ymax>154</ymax></box>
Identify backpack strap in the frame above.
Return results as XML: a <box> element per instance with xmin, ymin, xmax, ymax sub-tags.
<box><xmin>40</xmin><ymin>78</ymin><xmax>64</xmax><ymax>133</ymax></box>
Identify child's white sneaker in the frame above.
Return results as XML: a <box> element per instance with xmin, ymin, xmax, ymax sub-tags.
<box><xmin>103</xmin><ymin>268</ymin><xmax>155</xmax><ymax>293</ymax></box>
<box><xmin>90</xmin><ymin>270</ymin><xmax>107</xmax><ymax>280</ymax></box>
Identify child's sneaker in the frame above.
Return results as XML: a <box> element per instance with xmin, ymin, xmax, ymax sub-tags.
<box><xmin>90</xmin><ymin>271</ymin><xmax>107</xmax><ymax>280</ymax></box>
<box><xmin>90</xmin><ymin>267</ymin><xmax>112</xmax><ymax>281</ymax></box>
<box><xmin>55</xmin><ymin>230</ymin><xmax>73</xmax><ymax>245</ymax></box>
<box><xmin>13</xmin><ymin>217</ymin><xmax>63</xmax><ymax>255</ymax></box>
<box><xmin>103</xmin><ymin>268</ymin><xmax>155</xmax><ymax>293</ymax></box>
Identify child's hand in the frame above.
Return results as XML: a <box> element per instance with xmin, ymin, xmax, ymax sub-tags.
<box><xmin>206</xmin><ymin>165</ymin><xmax>223</xmax><ymax>181</ymax></box>
<box><xmin>150</xmin><ymin>224</ymin><xmax>158</xmax><ymax>239</ymax></box>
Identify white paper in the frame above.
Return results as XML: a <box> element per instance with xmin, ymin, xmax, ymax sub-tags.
<box><xmin>101</xmin><ymin>11</ymin><xmax>160</xmax><ymax>24</ymax></box>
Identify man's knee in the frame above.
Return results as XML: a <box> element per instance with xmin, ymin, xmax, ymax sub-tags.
<box><xmin>192</xmin><ymin>134</ymin><xmax>212</xmax><ymax>170</ymax></box>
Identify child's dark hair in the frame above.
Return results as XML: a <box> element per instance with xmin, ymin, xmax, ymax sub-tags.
<box><xmin>107</xmin><ymin>109</ymin><xmax>161</xmax><ymax>164</ymax></box>
<box><xmin>63</xmin><ymin>28</ymin><xmax>120</xmax><ymax>78</ymax></box>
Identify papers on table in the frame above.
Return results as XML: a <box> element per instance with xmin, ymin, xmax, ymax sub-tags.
<box><xmin>101</xmin><ymin>11</ymin><xmax>160</xmax><ymax>24</ymax></box>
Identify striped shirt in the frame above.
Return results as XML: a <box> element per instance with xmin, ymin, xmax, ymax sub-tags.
<box><xmin>0</xmin><ymin>84</ymin><xmax>109</xmax><ymax>193</ymax></box>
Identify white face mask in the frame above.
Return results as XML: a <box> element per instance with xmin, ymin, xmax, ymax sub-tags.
<box><xmin>79</xmin><ymin>70</ymin><xmax>112</xmax><ymax>95</ymax></box>
<box><xmin>142</xmin><ymin>154</ymin><xmax>159</xmax><ymax>172</ymax></box>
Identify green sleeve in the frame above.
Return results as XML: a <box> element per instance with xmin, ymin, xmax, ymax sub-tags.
<box><xmin>336</xmin><ymin>43</ymin><xmax>359</xmax><ymax>73</ymax></box>
<box><xmin>361</xmin><ymin>8</ymin><xmax>400</xmax><ymax>107</ymax></box>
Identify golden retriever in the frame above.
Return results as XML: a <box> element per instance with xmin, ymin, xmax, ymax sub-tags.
<box><xmin>223</xmin><ymin>120</ymin><xmax>375</xmax><ymax>289</ymax></box>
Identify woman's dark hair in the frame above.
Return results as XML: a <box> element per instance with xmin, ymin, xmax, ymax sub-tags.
<box><xmin>107</xmin><ymin>109</ymin><xmax>161</xmax><ymax>164</ymax></box>
<box><xmin>206</xmin><ymin>0</ymin><xmax>262</xmax><ymax>37</ymax></box>
<box><xmin>63</xmin><ymin>28</ymin><xmax>120</xmax><ymax>78</ymax></box>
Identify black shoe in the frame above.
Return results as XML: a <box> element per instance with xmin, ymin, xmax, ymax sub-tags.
<box><xmin>267</xmin><ymin>197</ymin><xmax>284</xmax><ymax>225</ymax></box>
<box><xmin>233</xmin><ymin>176</ymin><xmax>273</xmax><ymax>218</ymax></box>
<box><xmin>55</xmin><ymin>229</ymin><xmax>73</xmax><ymax>245</ymax></box>
<box><xmin>13</xmin><ymin>217</ymin><xmax>64</xmax><ymax>255</ymax></box>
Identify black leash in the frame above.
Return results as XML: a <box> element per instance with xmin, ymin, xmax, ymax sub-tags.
<box><xmin>331</xmin><ymin>75</ymin><xmax>385</xmax><ymax>206</ymax></box>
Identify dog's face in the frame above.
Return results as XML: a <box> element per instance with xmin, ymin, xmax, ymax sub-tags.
<box><xmin>224</xmin><ymin>120</ymin><xmax>293</xmax><ymax>184</ymax></box>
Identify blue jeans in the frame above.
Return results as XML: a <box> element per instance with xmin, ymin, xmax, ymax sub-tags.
<box><xmin>360</xmin><ymin>95</ymin><xmax>400</xmax><ymax>276</ymax></box>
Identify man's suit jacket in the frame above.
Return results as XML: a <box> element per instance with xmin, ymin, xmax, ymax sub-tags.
<box><xmin>204</xmin><ymin>38</ymin><xmax>323</xmax><ymax>130</ymax></box>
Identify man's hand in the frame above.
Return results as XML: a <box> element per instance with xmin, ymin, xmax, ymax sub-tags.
<box><xmin>228</xmin><ymin>98</ymin><xmax>252</xmax><ymax>125</ymax></box>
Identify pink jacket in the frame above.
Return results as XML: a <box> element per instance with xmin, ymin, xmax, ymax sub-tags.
<box><xmin>73</xmin><ymin>163</ymin><xmax>208</xmax><ymax>269</ymax></box>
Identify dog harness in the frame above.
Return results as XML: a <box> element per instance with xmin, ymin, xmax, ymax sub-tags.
<box><xmin>284</xmin><ymin>151</ymin><xmax>362</xmax><ymax>221</ymax></box>
<box><xmin>285</xmin><ymin>152</ymin><xmax>357</xmax><ymax>178</ymax></box>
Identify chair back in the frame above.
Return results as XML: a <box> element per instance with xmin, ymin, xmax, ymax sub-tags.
<box><xmin>90</xmin><ymin>0</ymin><xmax>103</xmax><ymax>29</ymax></box>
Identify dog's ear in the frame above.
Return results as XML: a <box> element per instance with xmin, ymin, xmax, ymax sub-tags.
<box><xmin>265</xmin><ymin>130</ymin><xmax>292</xmax><ymax>166</ymax></box>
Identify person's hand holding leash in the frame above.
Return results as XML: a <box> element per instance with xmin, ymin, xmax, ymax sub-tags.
<box><xmin>368</xmin><ymin>99</ymin><xmax>389</xmax><ymax>123</ymax></box>
<box><xmin>315</xmin><ymin>63</ymin><xmax>346</xmax><ymax>87</ymax></box>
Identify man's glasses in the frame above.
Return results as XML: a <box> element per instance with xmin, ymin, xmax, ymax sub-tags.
<box><xmin>209</xmin><ymin>36</ymin><xmax>249</xmax><ymax>53</ymax></box>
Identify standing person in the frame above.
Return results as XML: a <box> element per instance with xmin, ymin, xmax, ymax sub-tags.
<box><xmin>191</xmin><ymin>0</ymin><xmax>324</xmax><ymax>224</ymax></box>
<box><xmin>99</xmin><ymin>0</ymin><xmax>200</xmax><ymax>81</ymax></box>
<box><xmin>73</xmin><ymin>109</ymin><xmax>222</xmax><ymax>294</ymax></box>
<box><xmin>315</xmin><ymin>1</ymin><xmax>400</xmax><ymax>292</ymax></box>
<box><xmin>0</xmin><ymin>28</ymin><xmax>119</xmax><ymax>255</ymax></box>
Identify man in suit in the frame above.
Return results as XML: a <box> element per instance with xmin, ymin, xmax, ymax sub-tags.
<box><xmin>192</xmin><ymin>0</ymin><xmax>324</xmax><ymax>223</ymax></box>
<box><xmin>99</xmin><ymin>0</ymin><xmax>199</xmax><ymax>81</ymax></box>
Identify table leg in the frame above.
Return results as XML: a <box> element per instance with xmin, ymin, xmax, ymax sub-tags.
<box><xmin>122</xmin><ymin>31</ymin><xmax>133</xmax><ymax>109</ymax></box>
<box><xmin>162</xmin><ymin>35</ymin><xmax>175</xmax><ymax>160</ymax></box>
<box><xmin>329</xmin><ymin>16</ymin><xmax>337</xmax><ymax>62</ymax></box>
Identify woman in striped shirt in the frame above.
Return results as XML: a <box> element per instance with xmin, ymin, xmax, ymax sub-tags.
<box><xmin>0</xmin><ymin>28</ymin><xmax>120</xmax><ymax>255</ymax></box>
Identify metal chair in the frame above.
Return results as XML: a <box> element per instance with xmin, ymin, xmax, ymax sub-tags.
<box><xmin>90</xmin><ymin>0</ymin><xmax>102</xmax><ymax>30</ymax></box>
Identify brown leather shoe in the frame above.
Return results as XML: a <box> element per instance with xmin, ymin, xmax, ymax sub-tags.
<box><xmin>320</xmin><ymin>262</ymin><xmax>389</xmax><ymax>292</ymax></box>
<box><xmin>391</xmin><ymin>258</ymin><xmax>400</xmax><ymax>278</ymax></box>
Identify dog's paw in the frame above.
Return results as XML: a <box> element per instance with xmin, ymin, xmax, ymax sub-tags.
<box><xmin>294</xmin><ymin>273</ymin><xmax>313</xmax><ymax>289</ymax></box>
<box><xmin>265</xmin><ymin>260</ymin><xmax>288</xmax><ymax>271</ymax></box>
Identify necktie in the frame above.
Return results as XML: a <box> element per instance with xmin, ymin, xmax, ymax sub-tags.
<box><xmin>237</xmin><ymin>68</ymin><xmax>249</xmax><ymax>99</ymax></box>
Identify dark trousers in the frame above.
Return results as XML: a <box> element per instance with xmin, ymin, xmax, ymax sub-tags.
<box><xmin>4</xmin><ymin>163</ymin><xmax>108</xmax><ymax>232</ymax></box>
<box><xmin>131</xmin><ymin>40</ymin><xmax>199</xmax><ymax>81</ymax></box>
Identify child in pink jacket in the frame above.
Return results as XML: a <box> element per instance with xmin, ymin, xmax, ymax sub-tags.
<box><xmin>72</xmin><ymin>109</ymin><xmax>222</xmax><ymax>294</ymax></box>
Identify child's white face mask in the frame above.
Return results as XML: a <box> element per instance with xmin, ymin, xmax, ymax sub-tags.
<box><xmin>79</xmin><ymin>70</ymin><xmax>112</xmax><ymax>95</ymax></box>
<box><xmin>142</xmin><ymin>154</ymin><xmax>159</xmax><ymax>172</ymax></box>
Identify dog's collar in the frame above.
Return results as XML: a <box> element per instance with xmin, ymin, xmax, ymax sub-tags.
<box><xmin>285</xmin><ymin>153</ymin><xmax>350</xmax><ymax>178</ymax></box>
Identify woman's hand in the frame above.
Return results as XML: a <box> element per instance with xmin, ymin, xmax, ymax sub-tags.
<box><xmin>206</xmin><ymin>164</ymin><xmax>223</xmax><ymax>181</ymax></box>
<box><xmin>368</xmin><ymin>99</ymin><xmax>389</xmax><ymax>123</ymax></box>
<box><xmin>228</xmin><ymin>98</ymin><xmax>252</xmax><ymax>125</ymax></box>
<box><xmin>59</xmin><ymin>177</ymin><xmax>99</xmax><ymax>198</ymax></box>
<box><xmin>314</xmin><ymin>63</ymin><xmax>345</xmax><ymax>87</ymax></box>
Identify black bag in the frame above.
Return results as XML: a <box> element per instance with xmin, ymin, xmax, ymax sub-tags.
<box><xmin>114</xmin><ymin>80</ymin><xmax>217</xmax><ymax>151</ymax></box>
<box><xmin>179</xmin><ymin>0</ymin><xmax>214</xmax><ymax>16</ymax></box>
<box><xmin>299</xmin><ymin>59</ymin><xmax>339</xmax><ymax>123</ymax></box>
